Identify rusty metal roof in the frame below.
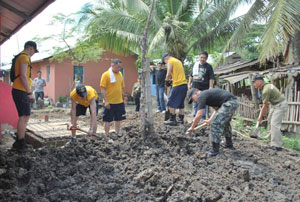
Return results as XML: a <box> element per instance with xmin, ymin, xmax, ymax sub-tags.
<box><xmin>0</xmin><ymin>0</ymin><xmax>55</xmax><ymax>46</ymax></box>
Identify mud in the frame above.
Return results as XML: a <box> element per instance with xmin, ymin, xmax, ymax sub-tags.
<box><xmin>0</xmin><ymin>112</ymin><xmax>300</xmax><ymax>202</ymax></box>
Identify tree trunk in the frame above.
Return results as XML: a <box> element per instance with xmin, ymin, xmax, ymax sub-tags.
<box><xmin>140</xmin><ymin>0</ymin><xmax>155</xmax><ymax>135</ymax></box>
<box><xmin>294</xmin><ymin>30</ymin><xmax>300</xmax><ymax>64</ymax></box>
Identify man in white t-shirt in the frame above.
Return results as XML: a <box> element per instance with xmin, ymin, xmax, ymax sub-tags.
<box><xmin>33</xmin><ymin>71</ymin><xmax>46</xmax><ymax>103</ymax></box>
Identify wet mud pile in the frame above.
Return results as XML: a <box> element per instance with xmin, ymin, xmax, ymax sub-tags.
<box><xmin>0</xmin><ymin>113</ymin><xmax>300</xmax><ymax>202</ymax></box>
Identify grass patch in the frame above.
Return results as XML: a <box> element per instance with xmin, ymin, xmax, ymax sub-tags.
<box><xmin>282</xmin><ymin>136</ymin><xmax>300</xmax><ymax>152</ymax></box>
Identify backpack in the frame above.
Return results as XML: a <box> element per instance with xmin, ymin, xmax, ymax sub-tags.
<box><xmin>10</xmin><ymin>53</ymin><xmax>31</xmax><ymax>82</ymax></box>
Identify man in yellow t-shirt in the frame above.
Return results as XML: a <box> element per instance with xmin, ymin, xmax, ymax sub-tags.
<box><xmin>69</xmin><ymin>84</ymin><xmax>99</xmax><ymax>140</ymax></box>
<box><xmin>162</xmin><ymin>53</ymin><xmax>187</xmax><ymax>126</ymax></box>
<box><xmin>11</xmin><ymin>41</ymin><xmax>38</xmax><ymax>151</ymax></box>
<box><xmin>100</xmin><ymin>59</ymin><xmax>126</xmax><ymax>136</ymax></box>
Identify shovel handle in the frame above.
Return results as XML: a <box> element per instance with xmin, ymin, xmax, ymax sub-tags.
<box><xmin>255</xmin><ymin>122</ymin><xmax>259</xmax><ymax>128</ymax></box>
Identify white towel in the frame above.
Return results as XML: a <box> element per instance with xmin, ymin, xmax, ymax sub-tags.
<box><xmin>192</xmin><ymin>61</ymin><xmax>200</xmax><ymax>76</ymax></box>
<box><xmin>109</xmin><ymin>67</ymin><xmax>116</xmax><ymax>83</ymax></box>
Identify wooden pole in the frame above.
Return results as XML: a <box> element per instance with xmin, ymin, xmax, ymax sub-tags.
<box><xmin>249</xmin><ymin>73</ymin><xmax>258</xmax><ymax>110</ymax></box>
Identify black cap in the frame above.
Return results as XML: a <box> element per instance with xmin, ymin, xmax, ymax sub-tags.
<box><xmin>252</xmin><ymin>74</ymin><xmax>264</xmax><ymax>82</ymax></box>
<box><xmin>24</xmin><ymin>41</ymin><xmax>39</xmax><ymax>53</ymax></box>
<box><xmin>76</xmin><ymin>84</ymin><xmax>87</xmax><ymax>97</ymax></box>
<box><xmin>161</xmin><ymin>53</ymin><xmax>168</xmax><ymax>64</ymax></box>
<box><xmin>187</xmin><ymin>88</ymin><xmax>198</xmax><ymax>104</ymax></box>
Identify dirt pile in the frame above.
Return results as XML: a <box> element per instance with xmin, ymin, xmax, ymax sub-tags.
<box><xmin>0</xmin><ymin>113</ymin><xmax>300</xmax><ymax>202</ymax></box>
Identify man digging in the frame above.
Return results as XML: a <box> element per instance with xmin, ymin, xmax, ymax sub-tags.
<box><xmin>186</xmin><ymin>88</ymin><xmax>239</xmax><ymax>157</ymax></box>
<box><xmin>69</xmin><ymin>84</ymin><xmax>99</xmax><ymax>142</ymax></box>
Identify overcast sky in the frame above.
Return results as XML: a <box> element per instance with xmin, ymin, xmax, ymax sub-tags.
<box><xmin>0</xmin><ymin>0</ymin><xmax>251</xmax><ymax>66</ymax></box>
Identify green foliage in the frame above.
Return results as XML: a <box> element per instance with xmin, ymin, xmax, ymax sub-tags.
<box><xmin>58</xmin><ymin>96</ymin><xmax>68</xmax><ymax>103</ymax></box>
<box><xmin>232</xmin><ymin>114</ymin><xmax>244</xmax><ymax>132</ymax></box>
<box><xmin>34</xmin><ymin>13</ymin><xmax>104</xmax><ymax>66</ymax></box>
<box><xmin>47</xmin><ymin>105</ymin><xmax>54</xmax><ymax>109</ymax></box>
<box><xmin>234</xmin><ymin>24</ymin><xmax>264</xmax><ymax>60</ymax></box>
<box><xmin>78</xmin><ymin>0</ymin><xmax>239</xmax><ymax>61</ymax></box>
<box><xmin>282</xmin><ymin>136</ymin><xmax>300</xmax><ymax>152</ymax></box>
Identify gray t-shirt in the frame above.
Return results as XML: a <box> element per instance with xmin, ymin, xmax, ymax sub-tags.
<box><xmin>34</xmin><ymin>77</ymin><xmax>46</xmax><ymax>92</ymax></box>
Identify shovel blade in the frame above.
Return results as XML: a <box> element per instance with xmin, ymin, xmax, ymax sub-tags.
<box><xmin>250</xmin><ymin>128</ymin><xmax>260</xmax><ymax>138</ymax></box>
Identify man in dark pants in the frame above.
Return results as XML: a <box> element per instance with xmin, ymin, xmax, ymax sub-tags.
<box><xmin>162</xmin><ymin>53</ymin><xmax>187</xmax><ymax>125</ymax></box>
<box><xmin>34</xmin><ymin>70</ymin><xmax>46</xmax><ymax>103</ymax></box>
<box><xmin>188</xmin><ymin>51</ymin><xmax>214</xmax><ymax>120</ymax></box>
<box><xmin>70</xmin><ymin>84</ymin><xmax>99</xmax><ymax>141</ymax></box>
<box><xmin>186</xmin><ymin>88</ymin><xmax>239</xmax><ymax>157</ymax></box>
<box><xmin>11</xmin><ymin>41</ymin><xmax>38</xmax><ymax>150</ymax></box>
<box><xmin>132</xmin><ymin>76</ymin><xmax>142</xmax><ymax>112</ymax></box>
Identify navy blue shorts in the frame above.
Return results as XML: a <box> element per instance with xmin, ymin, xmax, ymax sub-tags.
<box><xmin>76</xmin><ymin>100</ymin><xmax>99</xmax><ymax>117</ymax></box>
<box><xmin>12</xmin><ymin>88</ymin><xmax>31</xmax><ymax>116</ymax></box>
<box><xmin>102</xmin><ymin>103</ymin><xmax>126</xmax><ymax>122</ymax></box>
<box><xmin>167</xmin><ymin>84</ymin><xmax>187</xmax><ymax>109</ymax></box>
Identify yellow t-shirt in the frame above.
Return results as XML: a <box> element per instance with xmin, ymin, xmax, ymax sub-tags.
<box><xmin>70</xmin><ymin>86</ymin><xmax>98</xmax><ymax>107</ymax></box>
<box><xmin>100</xmin><ymin>70</ymin><xmax>125</xmax><ymax>104</ymax></box>
<box><xmin>168</xmin><ymin>57</ymin><xmax>187</xmax><ymax>87</ymax></box>
<box><xmin>12</xmin><ymin>51</ymin><xmax>32</xmax><ymax>92</ymax></box>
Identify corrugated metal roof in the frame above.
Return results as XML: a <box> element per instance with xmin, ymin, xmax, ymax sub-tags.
<box><xmin>0</xmin><ymin>0</ymin><xmax>55</xmax><ymax>45</ymax></box>
<box><xmin>215</xmin><ymin>59</ymin><xmax>259</xmax><ymax>75</ymax></box>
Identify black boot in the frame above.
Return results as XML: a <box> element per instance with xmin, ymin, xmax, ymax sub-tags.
<box><xmin>164</xmin><ymin>114</ymin><xmax>177</xmax><ymax>126</ymax></box>
<box><xmin>223</xmin><ymin>137</ymin><xmax>234</xmax><ymax>149</ymax></box>
<box><xmin>178</xmin><ymin>114</ymin><xmax>184</xmax><ymax>124</ymax></box>
<box><xmin>207</xmin><ymin>142</ymin><xmax>219</xmax><ymax>157</ymax></box>
<box><xmin>12</xmin><ymin>138</ymin><xmax>27</xmax><ymax>151</ymax></box>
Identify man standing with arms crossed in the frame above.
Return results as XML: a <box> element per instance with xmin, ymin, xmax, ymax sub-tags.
<box><xmin>188</xmin><ymin>51</ymin><xmax>215</xmax><ymax>120</ymax></box>
<box><xmin>162</xmin><ymin>53</ymin><xmax>187</xmax><ymax>125</ymax></box>
<box><xmin>100</xmin><ymin>59</ymin><xmax>126</xmax><ymax>136</ymax></box>
<box><xmin>253</xmin><ymin>74</ymin><xmax>288</xmax><ymax>151</ymax></box>
<box><xmin>11</xmin><ymin>41</ymin><xmax>38</xmax><ymax>150</ymax></box>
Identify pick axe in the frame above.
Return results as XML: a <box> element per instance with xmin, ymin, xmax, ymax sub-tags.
<box><xmin>185</xmin><ymin>123</ymin><xmax>207</xmax><ymax>135</ymax></box>
<box><xmin>66</xmin><ymin>124</ymin><xmax>89</xmax><ymax>134</ymax></box>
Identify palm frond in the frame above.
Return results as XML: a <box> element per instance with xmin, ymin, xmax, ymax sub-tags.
<box><xmin>259</xmin><ymin>0</ymin><xmax>300</xmax><ymax>61</ymax></box>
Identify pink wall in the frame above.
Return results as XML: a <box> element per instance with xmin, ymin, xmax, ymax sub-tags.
<box><xmin>31</xmin><ymin>52</ymin><xmax>138</xmax><ymax>103</ymax></box>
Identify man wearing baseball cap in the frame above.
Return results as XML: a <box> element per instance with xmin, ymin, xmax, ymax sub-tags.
<box><xmin>252</xmin><ymin>74</ymin><xmax>288</xmax><ymax>151</ymax></box>
<box><xmin>162</xmin><ymin>53</ymin><xmax>187</xmax><ymax>125</ymax></box>
<box><xmin>186</xmin><ymin>88</ymin><xmax>239</xmax><ymax>157</ymax></box>
<box><xmin>11</xmin><ymin>40</ymin><xmax>38</xmax><ymax>150</ymax></box>
<box><xmin>69</xmin><ymin>84</ymin><xmax>99</xmax><ymax>141</ymax></box>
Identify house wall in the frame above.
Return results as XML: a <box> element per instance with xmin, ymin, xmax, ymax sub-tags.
<box><xmin>31</xmin><ymin>52</ymin><xmax>138</xmax><ymax>103</ymax></box>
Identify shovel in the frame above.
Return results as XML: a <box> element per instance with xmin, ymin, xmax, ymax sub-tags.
<box><xmin>249</xmin><ymin>122</ymin><xmax>260</xmax><ymax>138</ymax></box>
<box><xmin>66</xmin><ymin>124</ymin><xmax>89</xmax><ymax>134</ymax></box>
<box><xmin>185</xmin><ymin>123</ymin><xmax>207</xmax><ymax>135</ymax></box>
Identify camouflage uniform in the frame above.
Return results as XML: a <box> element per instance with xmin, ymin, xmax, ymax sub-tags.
<box><xmin>210</xmin><ymin>98</ymin><xmax>239</xmax><ymax>143</ymax></box>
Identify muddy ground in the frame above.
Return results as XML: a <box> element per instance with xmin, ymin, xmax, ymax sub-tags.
<box><xmin>0</xmin><ymin>109</ymin><xmax>300</xmax><ymax>202</ymax></box>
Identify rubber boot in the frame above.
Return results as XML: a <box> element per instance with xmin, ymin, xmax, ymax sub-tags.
<box><xmin>12</xmin><ymin>138</ymin><xmax>27</xmax><ymax>151</ymax></box>
<box><xmin>224</xmin><ymin>137</ymin><xmax>234</xmax><ymax>149</ymax></box>
<box><xmin>164</xmin><ymin>114</ymin><xmax>177</xmax><ymax>126</ymax></box>
<box><xmin>207</xmin><ymin>142</ymin><xmax>219</xmax><ymax>157</ymax></box>
<box><xmin>178</xmin><ymin>114</ymin><xmax>184</xmax><ymax>124</ymax></box>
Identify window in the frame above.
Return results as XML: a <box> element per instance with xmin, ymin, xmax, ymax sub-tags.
<box><xmin>46</xmin><ymin>65</ymin><xmax>50</xmax><ymax>82</ymax></box>
<box><xmin>73</xmin><ymin>66</ymin><xmax>84</xmax><ymax>83</ymax></box>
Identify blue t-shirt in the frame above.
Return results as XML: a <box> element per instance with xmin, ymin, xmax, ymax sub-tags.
<box><xmin>34</xmin><ymin>77</ymin><xmax>46</xmax><ymax>92</ymax></box>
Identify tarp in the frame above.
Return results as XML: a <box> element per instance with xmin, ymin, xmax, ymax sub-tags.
<box><xmin>0</xmin><ymin>81</ymin><xmax>18</xmax><ymax>129</ymax></box>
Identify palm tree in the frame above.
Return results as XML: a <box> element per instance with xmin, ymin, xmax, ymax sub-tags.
<box><xmin>78</xmin><ymin>0</ymin><xmax>241</xmax><ymax>61</ymax></box>
<box><xmin>222</xmin><ymin>0</ymin><xmax>300</xmax><ymax>63</ymax></box>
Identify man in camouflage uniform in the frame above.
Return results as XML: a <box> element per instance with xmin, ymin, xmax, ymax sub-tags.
<box><xmin>186</xmin><ymin>88</ymin><xmax>239</xmax><ymax>156</ymax></box>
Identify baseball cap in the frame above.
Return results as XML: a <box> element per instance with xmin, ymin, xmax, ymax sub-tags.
<box><xmin>161</xmin><ymin>53</ymin><xmax>169</xmax><ymax>64</ymax></box>
<box><xmin>76</xmin><ymin>84</ymin><xmax>87</xmax><ymax>97</ymax></box>
<box><xmin>24</xmin><ymin>41</ymin><xmax>39</xmax><ymax>53</ymax></box>
<box><xmin>187</xmin><ymin>88</ymin><xmax>198</xmax><ymax>104</ymax></box>
<box><xmin>252</xmin><ymin>74</ymin><xmax>264</xmax><ymax>82</ymax></box>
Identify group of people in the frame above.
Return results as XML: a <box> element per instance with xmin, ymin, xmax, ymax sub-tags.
<box><xmin>11</xmin><ymin>40</ymin><xmax>287</xmax><ymax>156</ymax></box>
